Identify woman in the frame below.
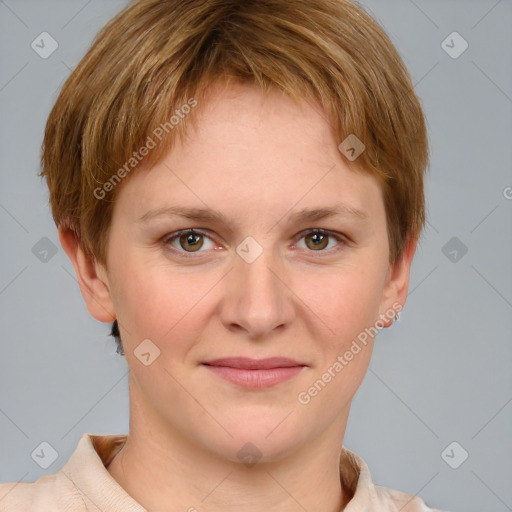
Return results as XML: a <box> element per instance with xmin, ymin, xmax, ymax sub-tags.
<box><xmin>0</xmin><ymin>0</ymin><xmax>447</xmax><ymax>510</ymax></box>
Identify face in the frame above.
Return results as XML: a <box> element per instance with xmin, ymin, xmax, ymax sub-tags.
<box><xmin>68</xmin><ymin>81</ymin><xmax>412</xmax><ymax>463</ymax></box>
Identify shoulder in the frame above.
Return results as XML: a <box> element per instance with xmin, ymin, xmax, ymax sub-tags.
<box><xmin>339</xmin><ymin>447</ymin><xmax>450</xmax><ymax>512</ymax></box>
<box><xmin>0</xmin><ymin>433</ymin><xmax>128</xmax><ymax>511</ymax></box>
<box><xmin>0</xmin><ymin>471</ymin><xmax>80</xmax><ymax>511</ymax></box>
<box><xmin>373</xmin><ymin>484</ymin><xmax>451</xmax><ymax>512</ymax></box>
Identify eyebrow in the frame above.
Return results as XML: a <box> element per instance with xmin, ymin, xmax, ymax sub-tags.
<box><xmin>136</xmin><ymin>202</ymin><xmax>368</xmax><ymax>227</ymax></box>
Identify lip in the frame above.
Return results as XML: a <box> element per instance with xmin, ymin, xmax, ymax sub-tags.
<box><xmin>203</xmin><ymin>357</ymin><xmax>305</xmax><ymax>369</ymax></box>
<box><xmin>201</xmin><ymin>357</ymin><xmax>307</xmax><ymax>389</ymax></box>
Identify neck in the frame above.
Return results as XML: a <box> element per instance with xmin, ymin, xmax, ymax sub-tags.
<box><xmin>106</xmin><ymin>383</ymin><xmax>353</xmax><ymax>512</ymax></box>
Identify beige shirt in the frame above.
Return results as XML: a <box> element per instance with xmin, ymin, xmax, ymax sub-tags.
<box><xmin>0</xmin><ymin>433</ymin><xmax>447</xmax><ymax>511</ymax></box>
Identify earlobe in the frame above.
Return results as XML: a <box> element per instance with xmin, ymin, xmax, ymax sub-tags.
<box><xmin>58</xmin><ymin>226</ymin><xmax>116</xmax><ymax>323</ymax></box>
<box><xmin>378</xmin><ymin>238</ymin><xmax>418</xmax><ymax>328</ymax></box>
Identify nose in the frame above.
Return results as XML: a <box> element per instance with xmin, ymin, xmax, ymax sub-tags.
<box><xmin>218</xmin><ymin>243</ymin><xmax>295</xmax><ymax>339</ymax></box>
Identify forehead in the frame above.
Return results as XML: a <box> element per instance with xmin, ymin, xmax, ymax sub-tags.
<box><xmin>113</xmin><ymin>82</ymin><xmax>384</xmax><ymax>226</ymax></box>
<box><xmin>190</xmin><ymin>81</ymin><xmax>336</xmax><ymax>151</ymax></box>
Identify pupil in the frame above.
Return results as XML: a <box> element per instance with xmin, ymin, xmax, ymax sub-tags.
<box><xmin>181</xmin><ymin>232</ymin><xmax>203</xmax><ymax>251</ymax></box>
<box><xmin>188</xmin><ymin>235</ymin><xmax>198</xmax><ymax>244</ymax></box>
<box><xmin>307</xmin><ymin>232</ymin><xmax>328</xmax><ymax>250</ymax></box>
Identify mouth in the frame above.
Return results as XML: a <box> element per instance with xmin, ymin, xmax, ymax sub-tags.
<box><xmin>203</xmin><ymin>357</ymin><xmax>306</xmax><ymax>370</ymax></box>
<box><xmin>201</xmin><ymin>357</ymin><xmax>307</xmax><ymax>389</ymax></box>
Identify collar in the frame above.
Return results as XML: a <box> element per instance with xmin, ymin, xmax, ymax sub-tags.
<box><xmin>60</xmin><ymin>433</ymin><xmax>389</xmax><ymax>511</ymax></box>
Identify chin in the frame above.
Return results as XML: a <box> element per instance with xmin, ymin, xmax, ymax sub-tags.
<box><xmin>200</xmin><ymin>414</ymin><xmax>310</xmax><ymax>465</ymax></box>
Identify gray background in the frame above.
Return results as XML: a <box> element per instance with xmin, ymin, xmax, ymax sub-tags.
<box><xmin>0</xmin><ymin>1</ymin><xmax>511</xmax><ymax>511</ymax></box>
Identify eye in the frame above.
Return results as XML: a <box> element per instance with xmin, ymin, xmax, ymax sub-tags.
<box><xmin>295</xmin><ymin>229</ymin><xmax>346</xmax><ymax>253</ymax></box>
<box><xmin>163</xmin><ymin>229</ymin><xmax>215</xmax><ymax>254</ymax></box>
<box><xmin>162</xmin><ymin>228</ymin><xmax>347</xmax><ymax>258</ymax></box>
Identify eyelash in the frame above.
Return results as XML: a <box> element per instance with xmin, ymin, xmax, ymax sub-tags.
<box><xmin>162</xmin><ymin>228</ymin><xmax>348</xmax><ymax>259</ymax></box>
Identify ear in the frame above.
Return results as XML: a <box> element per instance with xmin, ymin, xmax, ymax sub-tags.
<box><xmin>58</xmin><ymin>226</ymin><xmax>116</xmax><ymax>323</ymax></box>
<box><xmin>377</xmin><ymin>237</ymin><xmax>418</xmax><ymax>328</ymax></box>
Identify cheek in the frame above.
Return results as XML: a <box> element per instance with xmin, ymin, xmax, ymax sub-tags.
<box><xmin>111</xmin><ymin>260</ymin><xmax>216</xmax><ymax>347</ymax></box>
<box><xmin>292</xmin><ymin>267</ymin><xmax>381</xmax><ymax>417</ymax></box>
<box><xmin>289</xmin><ymin>263</ymin><xmax>385</xmax><ymax>346</ymax></box>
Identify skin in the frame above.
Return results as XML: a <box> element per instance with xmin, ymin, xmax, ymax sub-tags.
<box><xmin>60</xmin><ymin>81</ymin><xmax>416</xmax><ymax>512</ymax></box>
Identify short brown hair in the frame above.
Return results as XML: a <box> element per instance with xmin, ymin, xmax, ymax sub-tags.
<box><xmin>40</xmin><ymin>0</ymin><xmax>429</xmax><ymax>268</ymax></box>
